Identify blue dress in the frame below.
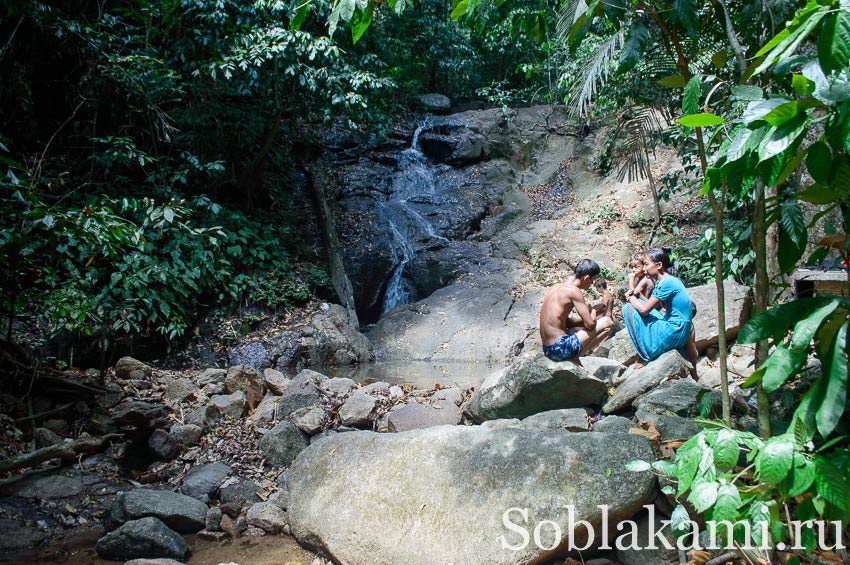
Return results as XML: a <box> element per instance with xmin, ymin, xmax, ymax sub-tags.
<box><xmin>622</xmin><ymin>275</ymin><xmax>693</xmax><ymax>362</ymax></box>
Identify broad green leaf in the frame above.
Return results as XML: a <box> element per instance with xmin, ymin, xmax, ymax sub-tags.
<box><xmin>756</xmin><ymin>435</ymin><xmax>794</xmax><ymax>485</ymax></box>
<box><xmin>652</xmin><ymin>460</ymin><xmax>675</xmax><ymax>475</ymax></box>
<box><xmin>792</xmin><ymin>74</ymin><xmax>816</xmax><ymax>96</ymax></box>
<box><xmin>671</xmin><ymin>504</ymin><xmax>691</xmax><ymax>533</ymax></box>
<box><xmin>806</xmin><ymin>141</ymin><xmax>832</xmax><ymax>184</ymax></box>
<box><xmin>713</xmin><ymin>483</ymin><xmax>743</xmax><ymax>523</ymax></box>
<box><xmin>619</xmin><ymin>21</ymin><xmax>649</xmax><ymax>71</ymax></box>
<box><xmin>751</xmin><ymin>9</ymin><xmax>827</xmax><ymax>77</ymax></box>
<box><xmin>675</xmin><ymin>440</ymin><xmax>701</xmax><ymax>496</ymax></box>
<box><xmin>789</xmin><ymin>455</ymin><xmax>816</xmax><ymax>497</ymax></box>
<box><xmin>683</xmin><ymin>76</ymin><xmax>701</xmax><ymax>115</ymax></box>
<box><xmin>657</xmin><ymin>75</ymin><xmax>687</xmax><ymax>88</ymax></box>
<box><xmin>790</xmin><ymin>301</ymin><xmax>840</xmax><ymax>351</ymax></box>
<box><xmin>350</xmin><ymin>3</ymin><xmax>374</xmax><ymax>43</ymax></box>
<box><xmin>778</xmin><ymin>198</ymin><xmax>808</xmax><ymax>273</ymax></box>
<box><xmin>450</xmin><ymin>0</ymin><xmax>469</xmax><ymax>20</ymax></box>
<box><xmin>688</xmin><ymin>481</ymin><xmax>719</xmax><ymax>513</ymax></box>
<box><xmin>678</xmin><ymin>113</ymin><xmax>724</xmax><ymax>127</ymax></box>
<box><xmin>816</xmin><ymin>321</ymin><xmax>848</xmax><ymax>437</ymax></box>
<box><xmin>775</xmin><ymin>148</ymin><xmax>808</xmax><ymax>187</ymax></box>
<box><xmin>674</xmin><ymin>0</ymin><xmax>698</xmax><ymax>38</ymax></box>
<box><xmin>739</xmin><ymin>297</ymin><xmax>831</xmax><ymax>343</ymax></box>
<box><xmin>713</xmin><ymin>430</ymin><xmax>740</xmax><ymax>472</ymax></box>
<box><xmin>834</xmin><ymin>159</ymin><xmax>850</xmax><ymax>198</ymax></box>
<box><xmin>814</xmin><ymin>455</ymin><xmax>850</xmax><ymax>508</ymax></box>
<box><xmin>290</xmin><ymin>1</ymin><xmax>310</xmax><ymax>30</ymax></box>
<box><xmin>726</xmin><ymin>128</ymin><xmax>753</xmax><ymax>162</ymax></box>
<box><xmin>759</xmin><ymin>113</ymin><xmax>807</xmax><ymax>163</ymax></box>
<box><xmin>743</xmin><ymin>98</ymin><xmax>787</xmax><ymax>124</ymax></box>
<box><xmin>338</xmin><ymin>0</ymin><xmax>356</xmax><ymax>23</ymax></box>
<box><xmin>818</xmin><ymin>11</ymin><xmax>850</xmax><ymax>75</ymax></box>
<box><xmin>798</xmin><ymin>183</ymin><xmax>839</xmax><ymax>204</ymax></box>
<box><xmin>761</xmin><ymin>343</ymin><xmax>807</xmax><ymax>392</ymax></box>
<box><xmin>763</xmin><ymin>101</ymin><xmax>800</xmax><ymax>127</ymax></box>
<box><xmin>711</xmin><ymin>51</ymin><xmax>728</xmax><ymax>70</ymax></box>
<box><xmin>732</xmin><ymin>85</ymin><xmax>764</xmax><ymax>101</ymax></box>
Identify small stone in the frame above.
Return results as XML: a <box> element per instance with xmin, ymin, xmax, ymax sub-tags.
<box><xmin>197</xmin><ymin>529</ymin><xmax>228</xmax><ymax>541</ymax></box>
<box><xmin>148</xmin><ymin>429</ymin><xmax>179</xmax><ymax>460</ymax></box>
<box><xmin>388</xmin><ymin>385</ymin><xmax>404</xmax><ymax>398</ymax></box>
<box><xmin>208</xmin><ymin>391</ymin><xmax>247</xmax><ymax>420</ymax></box>
<box><xmin>95</xmin><ymin>517</ymin><xmax>186</xmax><ymax>561</ymax></box>
<box><xmin>34</xmin><ymin>427</ymin><xmax>63</xmax><ymax>448</ymax></box>
<box><xmin>225</xmin><ymin>365</ymin><xmax>266</xmax><ymax>411</ymax></box>
<box><xmin>276</xmin><ymin>371</ymin><xmax>324</xmax><ymax>418</ymax></box>
<box><xmin>43</xmin><ymin>418</ymin><xmax>69</xmax><ymax>435</ymax></box>
<box><xmin>360</xmin><ymin>381</ymin><xmax>390</xmax><ymax>394</ymax></box>
<box><xmin>170</xmin><ymin>424</ymin><xmax>203</xmax><ymax>446</ymax></box>
<box><xmin>115</xmin><ymin>357</ymin><xmax>153</xmax><ymax>381</ymax></box>
<box><xmin>111</xmin><ymin>401</ymin><xmax>169</xmax><ymax>430</ymax></box>
<box><xmin>521</xmin><ymin>408</ymin><xmax>591</xmax><ymax>432</ymax></box>
<box><xmin>338</xmin><ymin>392</ymin><xmax>377</xmax><ymax>427</ymax></box>
<box><xmin>205</xmin><ymin>506</ymin><xmax>222</xmax><ymax>531</ymax></box>
<box><xmin>202</xmin><ymin>383</ymin><xmax>225</xmax><ymax>396</ymax></box>
<box><xmin>181</xmin><ymin>463</ymin><xmax>231</xmax><ymax>501</ymax></box>
<box><xmin>268</xmin><ymin>489</ymin><xmax>289</xmax><ymax>511</ymax></box>
<box><xmin>198</xmin><ymin>368</ymin><xmax>227</xmax><ymax>386</ymax></box>
<box><xmin>264</xmin><ymin>368</ymin><xmax>290</xmax><ymax>395</ymax></box>
<box><xmin>325</xmin><ymin>377</ymin><xmax>356</xmax><ymax>396</ymax></box>
<box><xmin>247</xmin><ymin>501</ymin><xmax>288</xmax><ymax>533</ymax></box>
<box><xmin>243</xmin><ymin>525</ymin><xmax>266</xmax><ymax>537</ymax></box>
<box><xmin>480</xmin><ymin>419</ymin><xmax>522</xmax><ymax>430</ymax></box>
<box><xmin>125</xmin><ymin>559</ymin><xmax>185</xmax><ymax>565</ymax></box>
<box><xmin>292</xmin><ymin>406</ymin><xmax>325</xmax><ymax>435</ymax></box>
<box><xmin>258</xmin><ymin>422</ymin><xmax>310</xmax><ymax>467</ymax></box>
<box><xmin>219</xmin><ymin>480</ymin><xmax>261</xmax><ymax>510</ymax></box>
<box><xmin>219</xmin><ymin>514</ymin><xmax>241</xmax><ymax>538</ymax></box>
<box><xmin>593</xmin><ymin>416</ymin><xmax>636</xmax><ymax>435</ymax></box>
<box><xmin>165</xmin><ymin>378</ymin><xmax>199</xmax><ymax>404</ymax></box>
<box><xmin>249</xmin><ymin>396</ymin><xmax>282</xmax><ymax>426</ymax></box>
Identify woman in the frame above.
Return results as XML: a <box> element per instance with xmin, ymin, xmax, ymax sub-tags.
<box><xmin>622</xmin><ymin>248</ymin><xmax>698</xmax><ymax>373</ymax></box>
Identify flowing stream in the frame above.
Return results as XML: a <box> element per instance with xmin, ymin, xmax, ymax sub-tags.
<box><xmin>380</xmin><ymin>122</ymin><xmax>447</xmax><ymax>313</ymax></box>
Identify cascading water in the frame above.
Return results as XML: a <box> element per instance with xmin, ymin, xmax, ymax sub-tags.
<box><xmin>381</xmin><ymin>122</ymin><xmax>448</xmax><ymax>313</ymax></box>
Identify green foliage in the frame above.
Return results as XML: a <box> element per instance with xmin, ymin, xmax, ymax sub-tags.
<box><xmin>630</xmin><ymin>421</ymin><xmax>850</xmax><ymax>554</ymax></box>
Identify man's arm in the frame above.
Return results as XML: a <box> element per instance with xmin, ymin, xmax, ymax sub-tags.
<box><xmin>566</xmin><ymin>286</ymin><xmax>597</xmax><ymax>330</ymax></box>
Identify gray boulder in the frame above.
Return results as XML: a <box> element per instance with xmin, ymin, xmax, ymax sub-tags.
<box><xmin>466</xmin><ymin>353</ymin><xmax>608</xmax><ymax>422</ymax></box>
<box><xmin>246</xmin><ymin>501</ymin><xmax>288</xmax><ymax>534</ymax></box>
<box><xmin>225</xmin><ymin>365</ymin><xmax>266</xmax><ymax>411</ymax></box>
<box><xmin>258</xmin><ymin>421</ymin><xmax>310</xmax><ymax>467</ymax></box>
<box><xmin>115</xmin><ymin>357</ymin><xmax>152</xmax><ymax>381</ymax></box>
<box><xmin>418</xmin><ymin>93</ymin><xmax>451</xmax><ymax>113</ymax></box>
<box><xmin>277</xmin><ymin>371</ymin><xmax>324</xmax><ymax>418</ymax></box>
<box><xmin>180</xmin><ymin>463</ymin><xmax>231</xmax><ymax>501</ymax></box>
<box><xmin>148</xmin><ymin>430</ymin><xmax>179</xmax><ymax>460</ymax></box>
<box><xmin>111</xmin><ymin>401</ymin><xmax>168</xmax><ymax>431</ymax></box>
<box><xmin>299</xmin><ymin>305</ymin><xmax>373</xmax><ymax>366</ymax></box>
<box><xmin>209</xmin><ymin>391</ymin><xmax>247</xmax><ymax>420</ymax></box>
<box><xmin>34</xmin><ymin>427</ymin><xmax>62</xmax><ymax>448</ymax></box>
<box><xmin>248</xmin><ymin>396</ymin><xmax>282</xmax><ymax>425</ymax></box>
<box><xmin>325</xmin><ymin>377</ymin><xmax>356</xmax><ymax>396</ymax></box>
<box><xmin>220</xmin><ymin>480</ymin><xmax>261</xmax><ymax>510</ymax></box>
<box><xmin>634</xmin><ymin>409</ymin><xmax>700</xmax><ymax>442</ymax></box>
<box><xmin>125</xmin><ymin>559</ymin><xmax>185</xmax><ymax>565</ymax></box>
<box><xmin>339</xmin><ymin>392</ymin><xmax>377</xmax><ymax>427</ymax></box>
<box><xmin>387</xmin><ymin>402</ymin><xmax>462</xmax><ymax>432</ymax></box>
<box><xmin>690</xmin><ymin>281</ymin><xmax>752</xmax><ymax>351</ymax></box>
<box><xmin>521</xmin><ymin>408</ymin><xmax>591</xmax><ymax>432</ymax></box>
<box><xmin>580</xmin><ymin>356</ymin><xmax>627</xmax><ymax>384</ymax></box>
<box><xmin>614</xmin><ymin>509</ymin><xmax>679</xmax><ymax>565</ymax></box>
<box><xmin>592</xmin><ymin>416</ymin><xmax>636</xmax><ymax>435</ymax></box>
<box><xmin>198</xmin><ymin>368</ymin><xmax>226</xmax><ymax>387</ymax></box>
<box><xmin>264</xmin><ymin>368</ymin><xmax>290</xmax><ymax>395</ymax></box>
<box><xmin>633</xmin><ymin>379</ymin><xmax>719</xmax><ymax>418</ymax></box>
<box><xmin>602</xmin><ymin>351</ymin><xmax>692</xmax><ymax>414</ymax></box>
<box><xmin>480</xmin><ymin>419</ymin><xmax>522</xmax><ymax>430</ymax></box>
<box><xmin>164</xmin><ymin>378</ymin><xmax>198</xmax><ymax>404</ymax></box>
<box><xmin>96</xmin><ymin>517</ymin><xmax>186</xmax><ymax>561</ymax></box>
<box><xmin>292</xmin><ymin>406</ymin><xmax>325</xmax><ymax>435</ymax></box>
<box><xmin>599</xmin><ymin>330</ymin><xmax>638</xmax><ymax>365</ymax></box>
<box><xmin>109</xmin><ymin>489</ymin><xmax>208</xmax><ymax>533</ymax></box>
<box><xmin>288</xmin><ymin>426</ymin><xmax>656</xmax><ymax>564</ymax></box>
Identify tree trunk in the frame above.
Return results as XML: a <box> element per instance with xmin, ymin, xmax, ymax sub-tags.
<box><xmin>708</xmin><ymin>189</ymin><xmax>731</xmax><ymax>423</ymax></box>
<box><xmin>752</xmin><ymin>180</ymin><xmax>772</xmax><ymax>439</ymax></box>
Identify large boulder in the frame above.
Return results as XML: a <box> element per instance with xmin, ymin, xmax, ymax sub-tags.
<box><xmin>418</xmin><ymin>93</ymin><xmax>451</xmax><ymax>114</ymax></box>
<box><xmin>466</xmin><ymin>353</ymin><xmax>608</xmax><ymax>422</ymax></box>
<box><xmin>258</xmin><ymin>421</ymin><xmax>310</xmax><ymax>468</ymax></box>
<box><xmin>633</xmin><ymin>379</ymin><xmax>720</xmax><ymax>418</ymax></box>
<box><xmin>521</xmin><ymin>408</ymin><xmax>591</xmax><ymax>432</ymax></box>
<box><xmin>299</xmin><ymin>305</ymin><xmax>373</xmax><ymax>366</ymax></box>
<box><xmin>689</xmin><ymin>281</ymin><xmax>752</xmax><ymax>351</ymax></box>
<box><xmin>108</xmin><ymin>489</ymin><xmax>208</xmax><ymax>533</ymax></box>
<box><xmin>224</xmin><ymin>365</ymin><xmax>266</xmax><ymax>411</ymax></box>
<box><xmin>614</xmin><ymin>509</ymin><xmax>679</xmax><ymax>565</ymax></box>
<box><xmin>277</xmin><ymin>370</ymin><xmax>325</xmax><ymax>418</ymax></box>
<box><xmin>339</xmin><ymin>391</ymin><xmax>378</xmax><ymax>427</ymax></box>
<box><xmin>111</xmin><ymin>401</ymin><xmax>168</xmax><ymax>431</ymax></box>
<box><xmin>288</xmin><ymin>426</ymin><xmax>656</xmax><ymax>564</ymax></box>
<box><xmin>602</xmin><ymin>351</ymin><xmax>691</xmax><ymax>415</ymax></box>
<box><xmin>115</xmin><ymin>357</ymin><xmax>152</xmax><ymax>380</ymax></box>
<box><xmin>96</xmin><ymin>517</ymin><xmax>187</xmax><ymax>561</ymax></box>
<box><xmin>598</xmin><ymin>331</ymin><xmax>639</xmax><ymax>365</ymax></box>
<box><xmin>180</xmin><ymin>463</ymin><xmax>231</xmax><ymax>501</ymax></box>
<box><xmin>580</xmin><ymin>356</ymin><xmax>627</xmax><ymax>384</ymax></box>
<box><xmin>388</xmin><ymin>388</ymin><xmax>464</xmax><ymax>432</ymax></box>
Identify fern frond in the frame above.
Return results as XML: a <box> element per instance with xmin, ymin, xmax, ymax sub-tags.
<box><xmin>565</xmin><ymin>29</ymin><xmax>624</xmax><ymax>119</ymax></box>
<box><xmin>611</xmin><ymin>104</ymin><xmax>671</xmax><ymax>183</ymax></box>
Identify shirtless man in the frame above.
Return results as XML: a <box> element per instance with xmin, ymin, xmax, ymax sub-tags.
<box><xmin>540</xmin><ymin>259</ymin><xmax>615</xmax><ymax>364</ymax></box>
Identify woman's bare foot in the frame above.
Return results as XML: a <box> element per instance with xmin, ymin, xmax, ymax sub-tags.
<box><xmin>632</xmin><ymin>360</ymin><xmax>646</xmax><ymax>370</ymax></box>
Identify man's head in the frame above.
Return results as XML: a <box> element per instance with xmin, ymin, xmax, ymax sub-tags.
<box><xmin>574</xmin><ymin>259</ymin><xmax>601</xmax><ymax>289</ymax></box>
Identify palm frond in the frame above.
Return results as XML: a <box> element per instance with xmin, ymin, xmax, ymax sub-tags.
<box><xmin>555</xmin><ymin>0</ymin><xmax>588</xmax><ymax>42</ymax></box>
<box><xmin>611</xmin><ymin>104</ymin><xmax>672</xmax><ymax>183</ymax></box>
<box><xmin>565</xmin><ymin>29</ymin><xmax>624</xmax><ymax>119</ymax></box>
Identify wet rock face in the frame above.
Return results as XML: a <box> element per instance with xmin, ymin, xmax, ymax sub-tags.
<box><xmin>314</xmin><ymin>105</ymin><xmax>573</xmax><ymax>324</ymax></box>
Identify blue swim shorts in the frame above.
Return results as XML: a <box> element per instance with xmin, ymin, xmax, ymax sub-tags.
<box><xmin>542</xmin><ymin>332</ymin><xmax>582</xmax><ymax>362</ymax></box>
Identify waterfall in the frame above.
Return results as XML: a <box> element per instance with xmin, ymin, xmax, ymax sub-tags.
<box><xmin>381</xmin><ymin>122</ymin><xmax>448</xmax><ymax>313</ymax></box>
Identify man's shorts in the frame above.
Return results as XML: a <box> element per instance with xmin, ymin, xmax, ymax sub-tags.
<box><xmin>542</xmin><ymin>332</ymin><xmax>582</xmax><ymax>362</ymax></box>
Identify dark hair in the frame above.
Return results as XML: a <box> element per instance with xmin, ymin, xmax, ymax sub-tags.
<box><xmin>632</xmin><ymin>252</ymin><xmax>645</xmax><ymax>262</ymax></box>
<box><xmin>575</xmin><ymin>258</ymin><xmax>601</xmax><ymax>278</ymax></box>
<box><xmin>593</xmin><ymin>278</ymin><xmax>607</xmax><ymax>289</ymax></box>
<box><xmin>644</xmin><ymin>248</ymin><xmax>678</xmax><ymax>277</ymax></box>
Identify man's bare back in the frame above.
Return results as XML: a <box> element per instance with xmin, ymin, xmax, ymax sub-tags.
<box><xmin>539</xmin><ymin>260</ymin><xmax>615</xmax><ymax>362</ymax></box>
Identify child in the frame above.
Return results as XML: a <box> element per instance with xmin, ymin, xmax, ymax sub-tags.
<box><xmin>593</xmin><ymin>278</ymin><xmax>614</xmax><ymax>319</ymax></box>
<box><xmin>628</xmin><ymin>252</ymin><xmax>655</xmax><ymax>299</ymax></box>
